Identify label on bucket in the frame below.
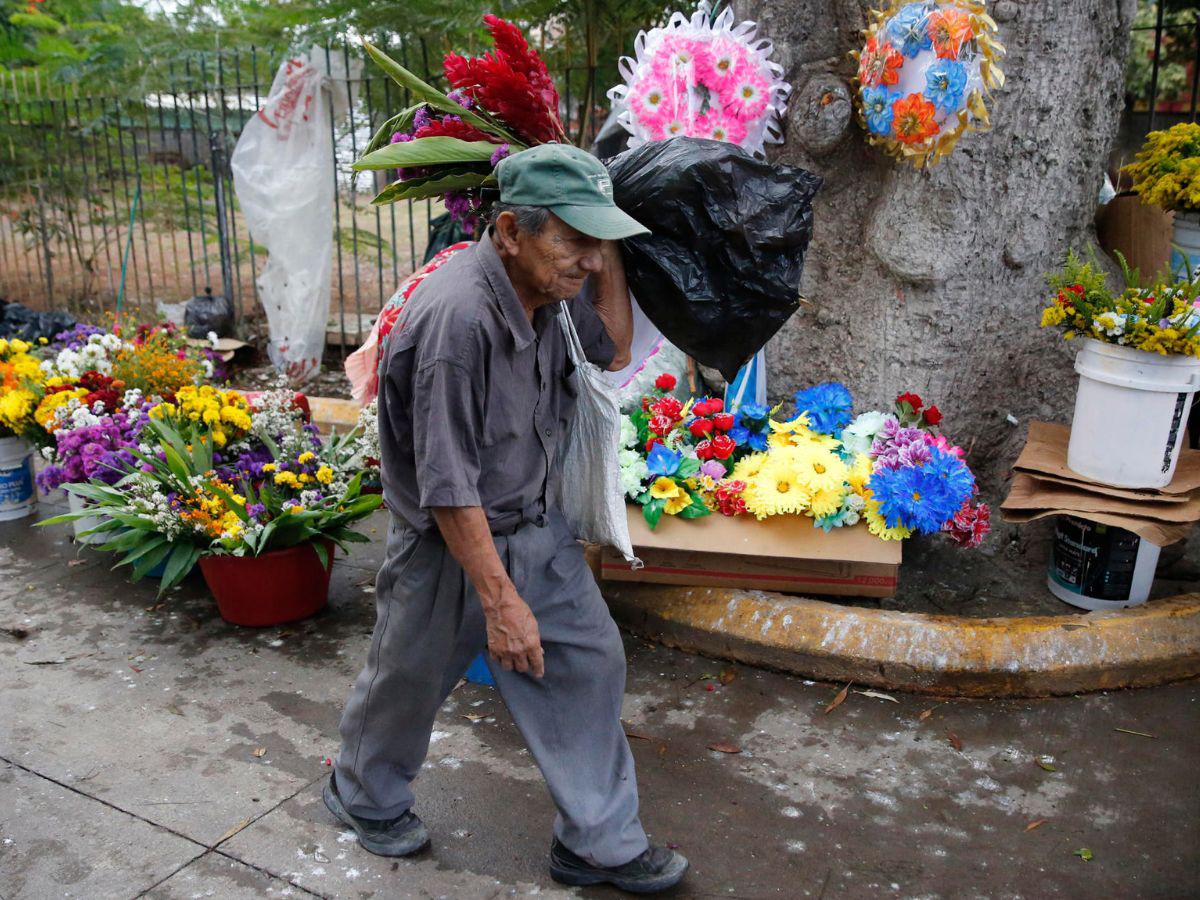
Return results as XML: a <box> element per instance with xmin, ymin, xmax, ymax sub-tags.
<box><xmin>1162</xmin><ymin>392</ymin><xmax>1188</xmax><ymax>474</ymax></box>
<box><xmin>1049</xmin><ymin>517</ymin><xmax>1141</xmax><ymax>602</ymax></box>
<box><xmin>0</xmin><ymin>457</ymin><xmax>34</xmax><ymax>511</ymax></box>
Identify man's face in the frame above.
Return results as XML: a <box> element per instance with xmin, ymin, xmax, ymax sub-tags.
<box><xmin>499</xmin><ymin>213</ymin><xmax>605</xmax><ymax>304</ymax></box>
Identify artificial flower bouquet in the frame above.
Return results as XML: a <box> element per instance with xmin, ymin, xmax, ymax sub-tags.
<box><xmin>0</xmin><ymin>337</ymin><xmax>48</xmax><ymax>441</ymax></box>
<box><xmin>619</xmin><ymin>373</ymin><xmax>990</xmax><ymax>547</ymax></box>
<box><xmin>1039</xmin><ymin>249</ymin><xmax>1200</xmax><ymax>358</ymax></box>
<box><xmin>40</xmin><ymin>395</ymin><xmax>382</xmax><ymax>593</ymax></box>
<box><xmin>1121</xmin><ymin>122</ymin><xmax>1200</xmax><ymax>214</ymax></box>
<box><xmin>351</xmin><ymin>15</ymin><xmax>565</xmax><ymax>229</ymax></box>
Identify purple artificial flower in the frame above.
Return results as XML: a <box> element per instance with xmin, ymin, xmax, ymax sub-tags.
<box><xmin>490</xmin><ymin>143</ymin><xmax>511</xmax><ymax>166</ymax></box>
<box><xmin>700</xmin><ymin>460</ymin><xmax>726</xmax><ymax>480</ymax></box>
<box><xmin>871</xmin><ymin>420</ymin><xmax>931</xmax><ymax>472</ymax></box>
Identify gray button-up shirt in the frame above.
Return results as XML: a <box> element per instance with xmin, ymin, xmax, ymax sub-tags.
<box><xmin>378</xmin><ymin>231</ymin><xmax>616</xmax><ymax>535</ymax></box>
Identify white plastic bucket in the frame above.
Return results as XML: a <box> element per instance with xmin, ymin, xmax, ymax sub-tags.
<box><xmin>1067</xmin><ymin>338</ymin><xmax>1200</xmax><ymax>489</ymax></box>
<box><xmin>0</xmin><ymin>436</ymin><xmax>36</xmax><ymax>521</ymax></box>
<box><xmin>1047</xmin><ymin>515</ymin><xmax>1160</xmax><ymax>610</ymax></box>
<box><xmin>67</xmin><ymin>490</ymin><xmax>108</xmax><ymax>545</ymax></box>
<box><xmin>1171</xmin><ymin>211</ymin><xmax>1200</xmax><ymax>281</ymax></box>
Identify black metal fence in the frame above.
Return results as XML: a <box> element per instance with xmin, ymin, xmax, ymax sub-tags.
<box><xmin>0</xmin><ymin>39</ymin><xmax>604</xmax><ymax>352</ymax></box>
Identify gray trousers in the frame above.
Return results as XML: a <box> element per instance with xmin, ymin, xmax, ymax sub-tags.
<box><xmin>333</xmin><ymin>510</ymin><xmax>649</xmax><ymax>867</ymax></box>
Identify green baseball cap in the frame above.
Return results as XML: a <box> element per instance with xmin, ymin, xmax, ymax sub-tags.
<box><xmin>495</xmin><ymin>143</ymin><xmax>650</xmax><ymax>240</ymax></box>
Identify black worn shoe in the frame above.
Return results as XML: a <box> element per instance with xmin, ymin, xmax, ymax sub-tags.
<box><xmin>549</xmin><ymin>838</ymin><xmax>688</xmax><ymax>894</ymax></box>
<box><xmin>322</xmin><ymin>773</ymin><xmax>430</xmax><ymax>857</ymax></box>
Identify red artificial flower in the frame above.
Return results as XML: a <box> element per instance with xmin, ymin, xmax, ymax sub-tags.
<box><xmin>655</xmin><ymin>373</ymin><xmax>677</xmax><ymax>391</ymax></box>
<box><xmin>891</xmin><ymin>93</ymin><xmax>940</xmax><ymax>145</ymax></box>
<box><xmin>648</xmin><ymin>414</ymin><xmax>674</xmax><ymax>436</ymax></box>
<box><xmin>412</xmin><ymin>116</ymin><xmax>501</xmax><ymax>145</ymax></box>
<box><xmin>688</xmin><ymin>418</ymin><xmax>715</xmax><ymax>438</ymax></box>
<box><xmin>707</xmin><ymin>398</ymin><xmax>724</xmax><ymax>414</ymax></box>
<box><xmin>711</xmin><ymin>434</ymin><xmax>737</xmax><ymax>460</ymax></box>
<box><xmin>857</xmin><ymin>36</ymin><xmax>904</xmax><ymax>88</ymax></box>
<box><xmin>713</xmin><ymin>412</ymin><xmax>735</xmax><ymax>431</ymax></box>
<box><xmin>714</xmin><ymin>480</ymin><xmax>748</xmax><ymax>517</ymax></box>
<box><xmin>695</xmin><ymin>440</ymin><xmax>715</xmax><ymax>460</ymax></box>
<box><xmin>651</xmin><ymin>396</ymin><xmax>684</xmax><ymax>421</ymax></box>
<box><xmin>896</xmin><ymin>392</ymin><xmax>923</xmax><ymax>412</ymax></box>
<box><xmin>641</xmin><ymin>397</ymin><xmax>652</xmax><ymax>413</ymax></box>
<box><xmin>443</xmin><ymin>16</ymin><xmax>566</xmax><ymax>145</ymax></box>
<box><xmin>923</xmin><ymin>405</ymin><xmax>943</xmax><ymax>426</ymax></box>
<box><xmin>645</xmin><ymin>437</ymin><xmax>662</xmax><ymax>453</ymax></box>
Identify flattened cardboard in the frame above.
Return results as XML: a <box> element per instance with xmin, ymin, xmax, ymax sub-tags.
<box><xmin>1096</xmin><ymin>194</ymin><xmax>1173</xmax><ymax>285</ymax></box>
<box><xmin>601</xmin><ymin>509</ymin><xmax>901</xmax><ymax>599</ymax></box>
<box><xmin>1015</xmin><ymin>422</ymin><xmax>1200</xmax><ymax>496</ymax></box>
<box><xmin>1000</xmin><ymin>474</ymin><xmax>1196</xmax><ymax>546</ymax></box>
<box><xmin>1003</xmin><ymin>473</ymin><xmax>1200</xmax><ymax>524</ymax></box>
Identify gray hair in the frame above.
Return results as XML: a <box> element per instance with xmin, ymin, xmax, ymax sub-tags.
<box><xmin>489</xmin><ymin>202</ymin><xmax>550</xmax><ymax>235</ymax></box>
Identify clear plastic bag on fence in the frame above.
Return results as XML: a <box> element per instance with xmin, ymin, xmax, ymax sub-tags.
<box><xmin>231</xmin><ymin>47</ymin><xmax>359</xmax><ymax>384</ymax></box>
<box><xmin>553</xmin><ymin>304</ymin><xmax>638</xmax><ymax>566</ymax></box>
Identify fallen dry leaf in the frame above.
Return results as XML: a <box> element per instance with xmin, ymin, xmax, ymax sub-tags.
<box><xmin>824</xmin><ymin>682</ymin><xmax>852</xmax><ymax>715</ymax></box>
<box><xmin>1025</xmin><ymin>819</ymin><xmax>1048</xmax><ymax>832</ymax></box>
<box><xmin>67</xmin><ymin>559</ymin><xmax>86</xmax><ymax>568</ymax></box>
<box><xmin>216</xmin><ymin>817</ymin><xmax>253</xmax><ymax>844</ymax></box>
<box><xmin>718</xmin><ymin>668</ymin><xmax>737</xmax><ymax>685</ymax></box>
<box><xmin>947</xmin><ymin>731</ymin><xmax>964</xmax><ymax>752</ymax></box>
<box><xmin>855</xmin><ymin>690</ymin><xmax>899</xmax><ymax>703</ymax></box>
<box><xmin>707</xmin><ymin>742</ymin><xmax>742</xmax><ymax>754</ymax></box>
<box><xmin>624</xmin><ymin>729</ymin><xmax>653</xmax><ymax>742</ymax></box>
<box><xmin>2</xmin><ymin>627</ymin><xmax>30</xmax><ymax>640</ymax></box>
<box><xmin>1114</xmin><ymin>727</ymin><xmax>1157</xmax><ymax>739</ymax></box>
<box><xmin>918</xmin><ymin>707</ymin><xmax>935</xmax><ymax>721</ymax></box>
<box><xmin>166</xmin><ymin>704</ymin><xmax>184</xmax><ymax>717</ymax></box>
<box><xmin>461</xmin><ymin>712</ymin><xmax>491</xmax><ymax>723</ymax></box>
<box><xmin>252</xmin><ymin>747</ymin><xmax>266</xmax><ymax>758</ymax></box>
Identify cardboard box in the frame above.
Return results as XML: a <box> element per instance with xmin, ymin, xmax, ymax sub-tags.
<box><xmin>1096</xmin><ymin>194</ymin><xmax>1173</xmax><ymax>284</ymax></box>
<box><xmin>601</xmin><ymin>509</ymin><xmax>902</xmax><ymax>598</ymax></box>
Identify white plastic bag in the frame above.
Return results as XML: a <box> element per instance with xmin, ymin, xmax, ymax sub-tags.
<box><xmin>555</xmin><ymin>304</ymin><xmax>639</xmax><ymax>565</ymax></box>
<box><xmin>231</xmin><ymin>47</ymin><xmax>359</xmax><ymax>384</ymax></box>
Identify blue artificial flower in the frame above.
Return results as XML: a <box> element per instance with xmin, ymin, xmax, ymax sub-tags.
<box><xmin>862</xmin><ymin>85</ymin><xmax>898</xmax><ymax>136</ymax></box>
<box><xmin>868</xmin><ymin>446</ymin><xmax>974</xmax><ymax>534</ymax></box>
<box><xmin>793</xmin><ymin>382</ymin><xmax>854</xmax><ymax>435</ymax></box>
<box><xmin>729</xmin><ymin>424</ymin><xmax>751</xmax><ymax>447</ymax></box>
<box><xmin>738</xmin><ymin>402</ymin><xmax>770</xmax><ymax>423</ymax></box>
<box><xmin>646</xmin><ymin>443</ymin><xmax>682</xmax><ymax>477</ymax></box>
<box><xmin>923</xmin><ymin>59</ymin><xmax>967</xmax><ymax>115</ymax></box>
<box><xmin>887</xmin><ymin>3</ymin><xmax>934</xmax><ymax>57</ymax></box>
<box><xmin>747</xmin><ymin>430</ymin><xmax>770</xmax><ymax>452</ymax></box>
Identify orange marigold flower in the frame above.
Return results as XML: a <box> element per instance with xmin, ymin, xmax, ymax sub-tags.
<box><xmin>891</xmin><ymin>93</ymin><xmax>940</xmax><ymax>145</ymax></box>
<box><xmin>927</xmin><ymin>8</ymin><xmax>973</xmax><ymax>60</ymax></box>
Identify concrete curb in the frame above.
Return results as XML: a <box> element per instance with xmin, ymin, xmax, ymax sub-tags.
<box><xmin>602</xmin><ymin>583</ymin><xmax>1200</xmax><ymax>698</ymax></box>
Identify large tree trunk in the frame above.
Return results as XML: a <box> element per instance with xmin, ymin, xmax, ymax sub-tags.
<box><xmin>738</xmin><ymin>0</ymin><xmax>1136</xmax><ymax>492</ymax></box>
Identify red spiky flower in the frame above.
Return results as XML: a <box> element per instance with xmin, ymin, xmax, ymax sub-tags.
<box><xmin>443</xmin><ymin>15</ymin><xmax>566</xmax><ymax>145</ymax></box>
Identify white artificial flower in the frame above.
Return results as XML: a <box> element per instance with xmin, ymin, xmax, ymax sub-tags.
<box><xmin>207</xmin><ymin>331</ymin><xmax>219</xmax><ymax>348</ymax></box>
<box><xmin>842</xmin><ymin>411</ymin><xmax>895</xmax><ymax>456</ymax></box>
<box><xmin>618</xmin><ymin>416</ymin><xmax>638</xmax><ymax>449</ymax></box>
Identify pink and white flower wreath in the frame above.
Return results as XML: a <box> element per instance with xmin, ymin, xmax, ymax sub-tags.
<box><xmin>607</xmin><ymin>1</ymin><xmax>790</xmax><ymax>156</ymax></box>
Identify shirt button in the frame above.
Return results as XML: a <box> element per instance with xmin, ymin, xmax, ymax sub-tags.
<box><xmin>544</xmin><ymin>428</ymin><xmax>551</xmax><ymax>437</ymax></box>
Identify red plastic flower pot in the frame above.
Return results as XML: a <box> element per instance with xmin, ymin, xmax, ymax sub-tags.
<box><xmin>198</xmin><ymin>540</ymin><xmax>334</xmax><ymax>627</ymax></box>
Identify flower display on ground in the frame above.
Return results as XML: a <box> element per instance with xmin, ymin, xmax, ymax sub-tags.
<box><xmin>619</xmin><ymin>375</ymin><xmax>989</xmax><ymax>548</ymax></box>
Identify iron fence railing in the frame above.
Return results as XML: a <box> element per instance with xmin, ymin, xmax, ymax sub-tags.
<box><xmin>0</xmin><ymin>39</ymin><xmax>604</xmax><ymax>354</ymax></box>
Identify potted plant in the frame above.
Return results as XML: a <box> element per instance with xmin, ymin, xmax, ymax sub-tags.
<box><xmin>1040</xmin><ymin>249</ymin><xmax>1200</xmax><ymax>488</ymax></box>
<box><xmin>41</xmin><ymin>417</ymin><xmax>383</xmax><ymax>626</ymax></box>
<box><xmin>0</xmin><ymin>337</ymin><xmax>48</xmax><ymax>521</ymax></box>
<box><xmin>1122</xmin><ymin>122</ymin><xmax>1200</xmax><ymax>280</ymax></box>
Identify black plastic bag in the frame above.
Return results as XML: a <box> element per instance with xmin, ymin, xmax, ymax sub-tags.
<box><xmin>184</xmin><ymin>288</ymin><xmax>234</xmax><ymax>338</ymax></box>
<box><xmin>0</xmin><ymin>301</ymin><xmax>76</xmax><ymax>342</ymax></box>
<box><xmin>606</xmin><ymin>138</ymin><xmax>822</xmax><ymax>381</ymax></box>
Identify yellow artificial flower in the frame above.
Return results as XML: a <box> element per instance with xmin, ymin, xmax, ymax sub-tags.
<box><xmin>731</xmin><ymin>452</ymin><xmax>769</xmax><ymax>481</ymax></box>
<box><xmin>663</xmin><ymin>491</ymin><xmax>693</xmax><ymax>515</ymax></box>
<box><xmin>864</xmin><ymin>495</ymin><xmax>913</xmax><ymax>542</ymax></box>
<box><xmin>649</xmin><ymin>476</ymin><xmax>682</xmax><ymax>500</ymax></box>
<box><xmin>848</xmin><ymin>454</ymin><xmax>874</xmax><ymax>495</ymax></box>
<box><xmin>808</xmin><ymin>487</ymin><xmax>845</xmax><ymax>519</ymax></box>
<box><xmin>743</xmin><ymin>462</ymin><xmax>812</xmax><ymax>519</ymax></box>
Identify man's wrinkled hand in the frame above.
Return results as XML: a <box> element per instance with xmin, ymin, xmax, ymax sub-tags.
<box><xmin>486</xmin><ymin>595</ymin><xmax>544</xmax><ymax>679</ymax></box>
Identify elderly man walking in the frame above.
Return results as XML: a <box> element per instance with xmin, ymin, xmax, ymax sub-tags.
<box><xmin>325</xmin><ymin>144</ymin><xmax>688</xmax><ymax>893</ymax></box>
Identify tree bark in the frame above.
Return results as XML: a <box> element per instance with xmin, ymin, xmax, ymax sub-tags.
<box><xmin>737</xmin><ymin>0</ymin><xmax>1136</xmax><ymax>491</ymax></box>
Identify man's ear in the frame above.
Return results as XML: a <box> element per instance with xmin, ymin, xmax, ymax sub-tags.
<box><xmin>493</xmin><ymin>211</ymin><xmax>521</xmax><ymax>257</ymax></box>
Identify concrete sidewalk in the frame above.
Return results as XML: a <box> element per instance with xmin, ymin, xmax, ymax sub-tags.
<box><xmin>2</xmin><ymin>507</ymin><xmax>1198</xmax><ymax>899</ymax></box>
